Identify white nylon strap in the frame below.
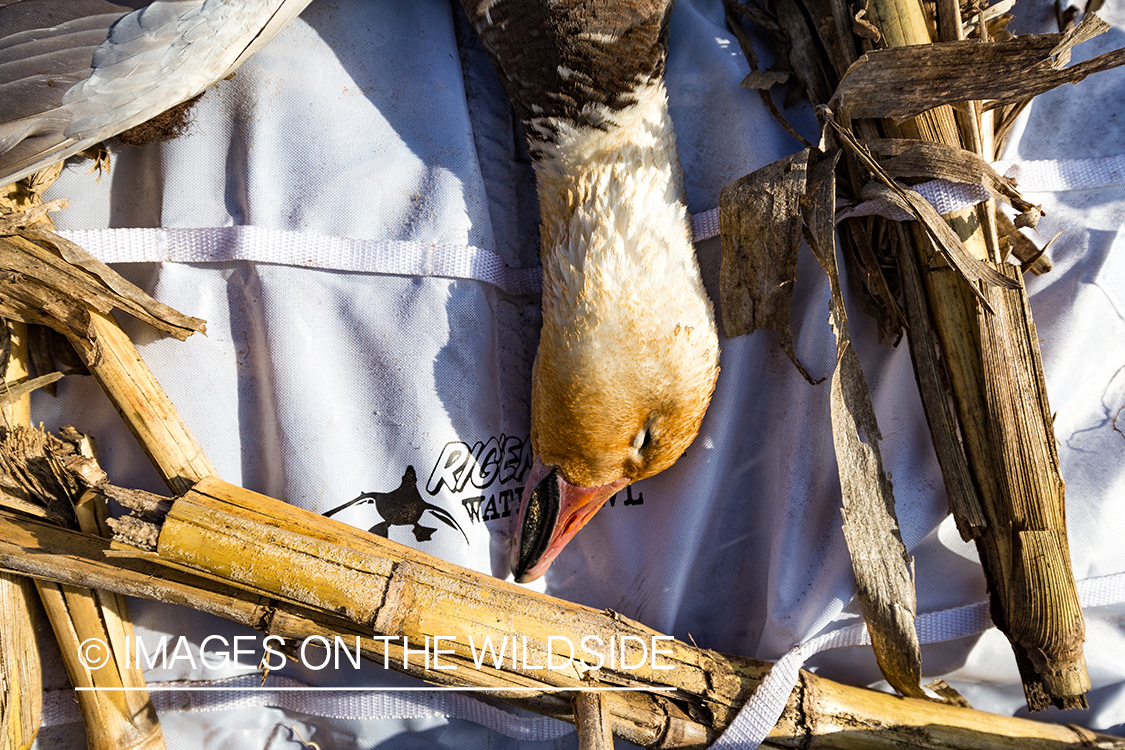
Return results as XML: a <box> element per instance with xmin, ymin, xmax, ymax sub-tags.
<box><xmin>40</xmin><ymin>673</ymin><xmax>575</xmax><ymax>741</ymax></box>
<box><xmin>691</xmin><ymin>209</ymin><xmax>722</xmax><ymax>243</ymax></box>
<box><xmin>55</xmin><ymin>156</ymin><xmax>1125</xmax><ymax>288</ymax></box>
<box><xmin>691</xmin><ymin>154</ymin><xmax>1125</xmax><ymax>244</ymax></box>
<box><xmin>712</xmin><ymin>570</ymin><xmax>1125</xmax><ymax>749</ymax></box>
<box><xmin>58</xmin><ymin>219</ymin><xmax>725</xmax><ymax>294</ymax></box>
<box><xmin>995</xmin><ymin>154</ymin><xmax>1125</xmax><ymax>192</ymax></box>
<box><xmin>838</xmin><ymin>179</ymin><xmax>993</xmax><ymax>223</ymax></box>
<box><xmin>688</xmin><ymin>179</ymin><xmax>995</xmax><ymax>242</ymax></box>
<box><xmin>57</xmin><ymin>226</ymin><xmax>543</xmax><ymax>297</ymax></box>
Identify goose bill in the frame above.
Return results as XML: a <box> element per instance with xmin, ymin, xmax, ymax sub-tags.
<box><xmin>511</xmin><ymin>456</ymin><xmax>628</xmax><ymax>583</ymax></box>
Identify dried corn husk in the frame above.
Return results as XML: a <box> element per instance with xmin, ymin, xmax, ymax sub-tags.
<box><xmin>1</xmin><ymin>172</ymin><xmax>167</xmax><ymax>750</ymax></box>
<box><xmin>0</xmin><ymin>176</ymin><xmax>50</xmax><ymax>750</ymax></box>
<box><xmin>721</xmin><ymin>0</ymin><xmax>1115</xmax><ymax>709</ymax></box>
<box><xmin>0</xmin><ymin>469</ymin><xmax>1121</xmax><ymax>749</ymax></box>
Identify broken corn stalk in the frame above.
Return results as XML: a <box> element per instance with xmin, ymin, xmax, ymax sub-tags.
<box><xmin>1</xmin><ymin>172</ymin><xmax>167</xmax><ymax>750</ymax></box>
<box><xmin>854</xmin><ymin>0</ymin><xmax>1089</xmax><ymax>709</ymax></box>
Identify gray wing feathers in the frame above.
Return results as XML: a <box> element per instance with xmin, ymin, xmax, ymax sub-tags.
<box><xmin>0</xmin><ymin>6</ymin><xmax>127</xmax><ymax>179</ymax></box>
<box><xmin>0</xmin><ymin>0</ymin><xmax>311</xmax><ymax>185</ymax></box>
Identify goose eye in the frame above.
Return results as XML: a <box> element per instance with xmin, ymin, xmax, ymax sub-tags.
<box><xmin>633</xmin><ymin>427</ymin><xmax>652</xmax><ymax>453</ymax></box>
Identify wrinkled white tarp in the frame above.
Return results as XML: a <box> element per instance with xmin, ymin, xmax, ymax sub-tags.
<box><xmin>28</xmin><ymin>0</ymin><xmax>1125</xmax><ymax>747</ymax></box>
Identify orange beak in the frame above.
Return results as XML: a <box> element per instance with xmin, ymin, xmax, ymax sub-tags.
<box><xmin>510</xmin><ymin>456</ymin><xmax>629</xmax><ymax>583</ymax></box>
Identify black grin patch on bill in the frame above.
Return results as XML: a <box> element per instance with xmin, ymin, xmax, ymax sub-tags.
<box><xmin>514</xmin><ymin>468</ymin><xmax>560</xmax><ymax>579</ymax></box>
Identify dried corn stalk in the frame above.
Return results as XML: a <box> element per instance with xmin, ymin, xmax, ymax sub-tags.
<box><xmin>722</xmin><ymin>0</ymin><xmax>1125</xmax><ymax>710</ymax></box>
<box><xmin>1</xmin><ymin>173</ymin><xmax>167</xmax><ymax>750</ymax></box>
<box><xmin>0</xmin><ymin>209</ymin><xmax>1114</xmax><ymax>742</ymax></box>
<box><xmin>0</xmin><ymin>437</ymin><xmax>1122</xmax><ymax>749</ymax></box>
<box><xmin>0</xmin><ymin>171</ymin><xmax>58</xmax><ymax>750</ymax></box>
<box><xmin>573</xmin><ymin>692</ymin><xmax>615</xmax><ymax>750</ymax></box>
<box><xmin>0</xmin><ymin>225</ymin><xmax>212</xmax><ymax>495</ymax></box>
<box><xmin>853</xmin><ymin>0</ymin><xmax>1092</xmax><ymax>710</ymax></box>
<box><xmin>0</xmin><ymin>320</ymin><xmax>40</xmax><ymax>750</ymax></box>
<box><xmin>0</xmin><ymin>571</ymin><xmax>39</xmax><ymax>750</ymax></box>
<box><xmin>15</xmin><ymin>429</ymin><xmax>166</xmax><ymax>750</ymax></box>
<box><xmin>0</xmin><ymin>429</ymin><xmax>167</xmax><ymax>750</ymax></box>
<box><xmin>36</xmin><ymin>579</ymin><xmax>164</xmax><ymax>750</ymax></box>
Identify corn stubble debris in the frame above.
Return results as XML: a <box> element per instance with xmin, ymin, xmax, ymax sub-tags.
<box><xmin>720</xmin><ymin>0</ymin><xmax>1124</xmax><ymax>711</ymax></box>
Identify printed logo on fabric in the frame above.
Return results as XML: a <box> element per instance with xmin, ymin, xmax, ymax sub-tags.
<box><xmin>427</xmin><ymin>434</ymin><xmax>535</xmax><ymax>524</ymax></box>
<box><xmin>326</xmin><ymin>433</ymin><xmax>644</xmax><ymax>547</ymax></box>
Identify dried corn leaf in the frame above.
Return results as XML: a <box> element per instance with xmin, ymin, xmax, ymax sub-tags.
<box><xmin>961</xmin><ymin>0</ymin><xmax>1016</xmax><ymax>37</ymax></box>
<box><xmin>720</xmin><ymin>146</ymin><xmax>923</xmax><ymax>695</ymax></box>
<box><xmin>771</xmin><ymin>0</ymin><xmax>838</xmax><ymax>106</ymax></box>
<box><xmin>832</xmin><ymin>344</ymin><xmax>923</xmax><ymax>698</ymax></box>
<box><xmin>1051</xmin><ymin>9</ymin><xmax>1114</xmax><ymax>61</ymax></box>
<box><xmin>827</xmin><ymin>118</ymin><xmax>1018</xmax><ymax>308</ymax></box>
<box><xmin>0</xmin><ymin>168</ymin><xmax>200</xmax><ymax>347</ymax></box>
<box><xmin>861</xmin><ymin>181</ymin><xmax>1018</xmax><ymax>305</ymax></box>
<box><xmin>725</xmin><ymin>0</ymin><xmax>835</xmax><ymax>121</ymax></box>
<box><xmin>0</xmin><ymin>232</ymin><xmax>204</xmax><ymax>362</ymax></box>
<box><xmin>741</xmin><ymin>70</ymin><xmax>792</xmax><ymax>90</ymax></box>
<box><xmin>27</xmin><ymin>323</ymin><xmax>89</xmax><ymax>397</ymax></box>
<box><xmin>995</xmin><ymin>209</ymin><xmax>1054</xmax><ymax>274</ymax></box>
<box><xmin>0</xmin><ymin>324</ymin><xmax>9</xmax><ymax>384</ymax></box>
<box><xmin>832</xmin><ymin>13</ymin><xmax>1125</xmax><ymax>121</ymax></box>
<box><xmin>719</xmin><ymin>150</ymin><xmax>816</xmax><ymax>382</ymax></box>
<box><xmin>853</xmin><ymin>9</ymin><xmax>882</xmax><ymax>40</ymax></box>
<box><xmin>19</xmin><ymin>228</ymin><xmax>205</xmax><ymax>340</ymax></box>
<box><xmin>0</xmin><ymin>372</ymin><xmax>64</xmax><ymax>406</ymax></box>
<box><xmin>865</xmin><ymin>139</ymin><xmax>1041</xmax><ymax>223</ymax></box>
<box><xmin>803</xmin><ymin>152</ymin><xmax>924</xmax><ymax>698</ymax></box>
<box><xmin>0</xmin><ymin>199</ymin><xmax>67</xmax><ymax>233</ymax></box>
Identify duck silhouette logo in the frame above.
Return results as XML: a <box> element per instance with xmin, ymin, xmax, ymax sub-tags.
<box><xmin>325</xmin><ymin>466</ymin><xmax>469</xmax><ymax>545</ymax></box>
